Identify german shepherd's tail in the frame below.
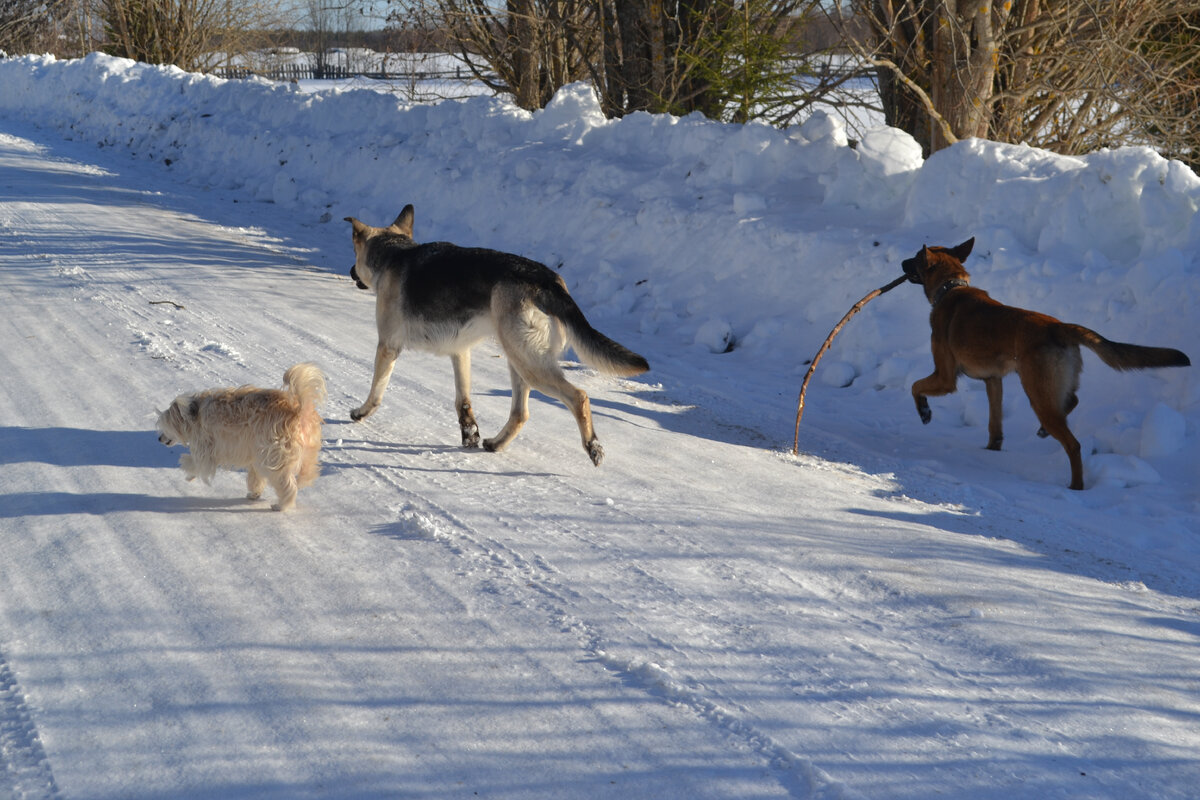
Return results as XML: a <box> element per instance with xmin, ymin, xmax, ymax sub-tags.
<box><xmin>1061</xmin><ymin>324</ymin><xmax>1190</xmax><ymax>371</ymax></box>
<box><xmin>535</xmin><ymin>282</ymin><xmax>650</xmax><ymax>377</ymax></box>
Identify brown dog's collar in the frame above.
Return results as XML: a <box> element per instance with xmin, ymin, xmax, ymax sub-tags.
<box><xmin>931</xmin><ymin>278</ymin><xmax>970</xmax><ymax>308</ymax></box>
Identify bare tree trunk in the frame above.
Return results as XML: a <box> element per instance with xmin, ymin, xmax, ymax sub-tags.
<box><xmin>507</xmin><ymin>0</ymin><xmax>541</xmax><ymax>108</ymax></box>
<box><xmin>612</xmin><ymin>0</ymin><xmax>657</xmax><ymax>109</ymax></box>
<box><xmin>846</xmin><ymin>0</ymin><xmax>1200</xmax><ymax>156</ymax></box>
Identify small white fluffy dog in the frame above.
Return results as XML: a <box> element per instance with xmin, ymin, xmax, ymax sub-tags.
<box><xmin>156</xmin><ymin>363</ymin><xmax>326</xmax><ymax>511</ymax></box>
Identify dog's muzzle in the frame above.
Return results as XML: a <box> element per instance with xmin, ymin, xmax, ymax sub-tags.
<box><xmin>901</xmin><ymin>255</ymin><xmax>924</xmax><ymax>285</ymax></box>
<box><xmin>350</xmin><ymin>264</ymin><xmax>368</xmax><ymax>291</ymax></box>
<box><xmin>158</xmin><ymin>433</ymin><xmax>176</xmax><ymax>446</ymax></box>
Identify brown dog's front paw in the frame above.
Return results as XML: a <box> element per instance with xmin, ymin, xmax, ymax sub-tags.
<box><xmin>916</xmin><ymin>397</ymin><xmax>932</xmax><ymax>425</ymax></box>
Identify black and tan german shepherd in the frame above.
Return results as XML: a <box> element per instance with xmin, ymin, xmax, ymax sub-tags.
<box><xmin>344</xmin><ymin>205</ymin><xmax>648</xmax><ymax>466</ymax></box>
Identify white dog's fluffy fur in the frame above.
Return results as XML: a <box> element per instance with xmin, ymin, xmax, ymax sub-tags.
<box><xmin>156</xmin><ymin>363</ymin><xmax>326</xmax><ymax>511</ymax></box>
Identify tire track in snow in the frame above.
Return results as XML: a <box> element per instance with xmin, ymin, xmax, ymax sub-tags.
<box><xmin>321</xmin><ymin>446</ymin><xmax>851</xmax><ymax>800</ymax></box>
<box><xmin>0</xmin><ymin>652</ymin><xmax>61</xmax><ymax>800</ymax></box>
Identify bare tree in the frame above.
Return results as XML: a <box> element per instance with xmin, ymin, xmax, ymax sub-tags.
<box><xmin>100</xmin><ymin>0</ymin><xmax>291</xmax><ymax>72</ymax></box>
<box><xmin>392</xmin><ymin>0</ymin><xmax>824</xmax><ymax>121</ymax></box>
<box><xmin>1</xmin><ymin>0</ymin><xmax>72</xmax><ymax>53</ymax></box>
<box><xmin>304</xmin><ymin>0</ymin><xmax>377</xmax><ymax>77</ymax></box>
<box><xmin>835</xmin><ymin>0</ymin><xmax>1200</xmax><ymax>157</ymax></box>
<box><xmin>1137</xmin><ymin>12</ymin><xmax>1200</xmax><ymax>168</ymax></box>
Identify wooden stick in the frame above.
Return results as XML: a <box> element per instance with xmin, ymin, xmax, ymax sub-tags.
<box><xmin>792</xmin><ymin>274</ymin><xmax>908</xmax><ymax>454</ymax></box>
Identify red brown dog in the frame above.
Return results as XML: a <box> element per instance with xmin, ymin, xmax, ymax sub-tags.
<box><xmin>902</xmin><ymin>238</ymin><xmax>1190</xmax><ymax>490</ymax></box>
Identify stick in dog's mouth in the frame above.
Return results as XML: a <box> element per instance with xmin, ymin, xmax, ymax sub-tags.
<box><xmin>792</xmin><ymin>274</ymin><xmax>907</xmax><ymax>453</ymax></box>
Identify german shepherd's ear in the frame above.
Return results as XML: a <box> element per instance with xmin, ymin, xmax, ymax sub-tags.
<box><xmin>345</xmin><ymin>217</ymin><xmax>369</xmax><ymax>239</ymax></box>
<box><xmin>391</xmin><ymin>205</ymin><xmax>415</xmax><ymax>238</ymax></box>
<box><xmin>948</xmin><ymin>237</ymin><xmax>975</xmax><ymax>263</ymax></box>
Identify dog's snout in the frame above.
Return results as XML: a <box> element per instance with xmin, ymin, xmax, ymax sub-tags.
<box><xmin>901</xmin><ymin>256</ymin><xmax>923</xmax><ymax>284</ymax></box>
<box><xmin>158</xmin><ymin>433</ymin><xmax>174</xmax><ymax>446</ymax></box>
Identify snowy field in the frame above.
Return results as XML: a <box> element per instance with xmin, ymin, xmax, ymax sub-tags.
<box><xmin>0</xmin><ymin>52</ymin><xmax>1197</xmax><ymax>799</ymax></box>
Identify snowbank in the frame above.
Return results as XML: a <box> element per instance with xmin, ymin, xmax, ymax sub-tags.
<box><xmin>0</xmin><ymin>52</ymin><xmax>1195</xmax><ymax>474</ymax></box>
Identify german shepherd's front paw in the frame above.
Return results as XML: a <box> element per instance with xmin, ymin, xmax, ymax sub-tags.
<box><xmin>916</xmin><ymin>396</ymin><xmax>932</xmax><ymax>425</ymax></box>
<box><xmin>461</xmin><ymin>425</ymin><xmax>480</xmax><ymax>448</ymax></box>
<box><xmin>587</xmin><ymin>440</ymin><xmax>604</xmax><ymax>467</ymax></box>
<box><xmin>458</xmin><ymin>404</ymin><xmax>480</xmax><ymax>448</ymax></box>
<box><xmin>350</xmin><ymin>405</ymin><xmax>372</xmax><ymax>422</ymax></box>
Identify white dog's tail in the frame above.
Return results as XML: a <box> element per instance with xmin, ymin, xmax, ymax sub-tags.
<box><xmin>283</xmin><ymin>363</ymin><xmax>327</xmax><ymax>411</ymax></box>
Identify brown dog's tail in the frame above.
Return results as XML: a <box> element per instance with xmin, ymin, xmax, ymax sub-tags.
<box><xmin>1062</xmin><ymin>324</ymin><xmax>1191</xmax><ymax>371</ymax></box>
<box><xmin>535</xmin><ymin>280</ymin><xmax>650</xmax><ymax>377</ymax></box>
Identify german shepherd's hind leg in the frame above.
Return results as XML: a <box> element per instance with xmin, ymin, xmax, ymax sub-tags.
<box><xmin>351</xmin><ymin>342</ymin><xmax>400</xmax><ymax>421</ymax></box>
<box><xmin>483</xmin><ymin>364</ymin><xmax>531</xmax><ymax>454</ymax></box>
<box><xmin>984</xmin><ymin>376</ymin><xmax>1004</xmax><ymax>450</ymax></box>
<box><xmin>450</xmin><ymin>351</ymin><xmax>480</xmax><ymax>448</ymax></box>
<box><xmin>495</xmin><ymin>313</ymin><xmax>604</xmax><ymax>466</ymax></box>
<box><xmin>520</xmin><ymin>360</ymin><xmax>602</xmax><ymax>466</ymax></box>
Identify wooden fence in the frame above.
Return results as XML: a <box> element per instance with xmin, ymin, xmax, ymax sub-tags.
<box><xmin>212</xmin><ymin>64</ymin><xmax>473</xmax><ymax>83</ymax></box>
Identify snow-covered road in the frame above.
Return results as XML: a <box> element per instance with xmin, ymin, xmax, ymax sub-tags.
<box><xmin>1</xmin><ymin>107</ymin><xmax>1198</xmax><ymax>799</ymax></box>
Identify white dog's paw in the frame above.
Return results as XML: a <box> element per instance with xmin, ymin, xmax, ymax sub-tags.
<box><xmin>180</xmin><ymin>454</ymin><xmax>198</xmax><ymax>481</ymax></box>
<box><xmin>247</xmin><ymin>491</ymin><xmax>262</xmax><ymax>500</ymax></box>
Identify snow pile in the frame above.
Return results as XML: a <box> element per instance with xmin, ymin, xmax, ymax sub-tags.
<box><xmin>0</xmin><ymin>52</ymin><xmax>1194</xmax><ymax>484</ymax></box>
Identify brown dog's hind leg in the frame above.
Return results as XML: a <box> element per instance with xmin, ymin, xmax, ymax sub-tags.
<box><xmin>1021</xmin><ymin>369</ymin><xmax>1084</xmax><ymax>490</ymax></box>
<box><xmin>1037</xmin><ymin>392</ymin><xmax>1078</xmax><ymax>438</ymax></box>
<box><xmin>984</xmin><ymin>376</ymin><xmax>1004</xmax><ymax>450</ymax></box>
<box><xmin>1032</xmin><ymin>410</ymin><xmax>1083</xmax><ymax>490</ymax></box>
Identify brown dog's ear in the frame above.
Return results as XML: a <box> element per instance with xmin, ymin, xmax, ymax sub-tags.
<box><xmin>391</xmin><ymin>205</ymin><xmax>414</xmax><ymax>238</ymax></box>
<box><xmin>948</xmin><ymin>237</ymin><xmax>975</xmax><ymax>262</ymax></box>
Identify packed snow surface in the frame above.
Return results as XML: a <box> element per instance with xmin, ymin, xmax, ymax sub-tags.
<box><xmin>0</xmin><ymin>52</ymin><xmax>1197</xmax><ymax>799</ymax></box>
